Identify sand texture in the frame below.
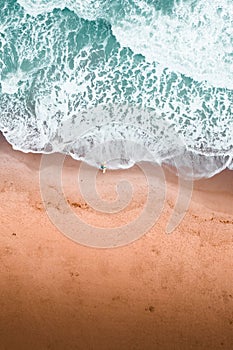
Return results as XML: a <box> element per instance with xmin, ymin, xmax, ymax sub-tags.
<box><xmin>0</xmin><ymin>134</ymin><xmax>233</xmax><ymax>350</ymax></box>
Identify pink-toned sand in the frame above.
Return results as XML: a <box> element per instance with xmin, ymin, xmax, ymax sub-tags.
<box><xmin>0</xmin><ymin>133</ymin><xmax>233</xmax><ymax>350</ymax></box>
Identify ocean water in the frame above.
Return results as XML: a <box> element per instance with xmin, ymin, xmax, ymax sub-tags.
<box><xmin>0</xmin><ymin>0</ymin><xmax>232</xmax><ymax>178</ymax></box>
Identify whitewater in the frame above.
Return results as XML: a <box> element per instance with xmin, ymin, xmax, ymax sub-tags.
<box><xmin>0</xmin><ymin>0</ymin><xmax>232</xmax><ymax>178</ymax></box>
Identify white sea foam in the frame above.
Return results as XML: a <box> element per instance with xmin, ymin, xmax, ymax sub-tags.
<box><xmin>0</xmin><ymin>0</ymin><xmax>232</xmax><ymax>178</ymax></box>
<box><xmin>111</xmin><ymin>0</ymin><xmax>233</xmax><ymax>89</ymax></box>
<box><xmin>17</xmin><ymin>0</ymin><xmax>233</xmax><ymax>89</ymax></box>
<box><xmin>17</xmin><ymin>0</ymin><xmax>105</xmax><ymax>19</ymax></box>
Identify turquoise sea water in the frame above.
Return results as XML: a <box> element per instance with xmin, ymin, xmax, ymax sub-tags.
<box><xmin>0</xmin><ymin>0</ymin><xmax>232</xmax><ymax>177</ymax></box>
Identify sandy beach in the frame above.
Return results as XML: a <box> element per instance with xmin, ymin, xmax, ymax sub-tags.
<box><xmin>0</xmin><ymin>133</ymin><xmax>233</xmax><ymax>350</ymax></box>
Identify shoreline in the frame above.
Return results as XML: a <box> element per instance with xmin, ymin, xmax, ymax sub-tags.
<box><xmin>3</xmin><ymin>130</ymin><xmax>232</xmax><ymax>180</ymax></box>
<box><xmin>0</xmin><ymin>133</ymin><xmax>233</xmax><ymax>349</ymax></box>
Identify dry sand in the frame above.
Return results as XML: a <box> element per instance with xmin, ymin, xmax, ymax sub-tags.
<box><xmin>0</xmin><ymin>133</ymin><xmax>233</xmax><ymax>350</ymax></box>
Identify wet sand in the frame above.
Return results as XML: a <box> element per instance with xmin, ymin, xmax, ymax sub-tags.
<box><xmin>0</xmin><ymin>134</ymin><xmax>233</xmax><ymax>349</ymax></box>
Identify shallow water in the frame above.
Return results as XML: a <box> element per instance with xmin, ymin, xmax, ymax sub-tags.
<box><xmin>0</xmin><ymin>0</ymin><xmax>232</xmax><ymax>178</ymax></box>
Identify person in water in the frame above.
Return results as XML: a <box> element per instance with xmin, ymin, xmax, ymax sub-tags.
<box><xmin>100</xmin><ymin>162</ymin><xmax>107</xmax><ymax>173</ymax></box>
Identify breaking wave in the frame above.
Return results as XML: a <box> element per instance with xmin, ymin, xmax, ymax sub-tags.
<box><xmin>0</xmin><ymin>0</ymin><xmax>232</xmax><ymax>178</ymax></box>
